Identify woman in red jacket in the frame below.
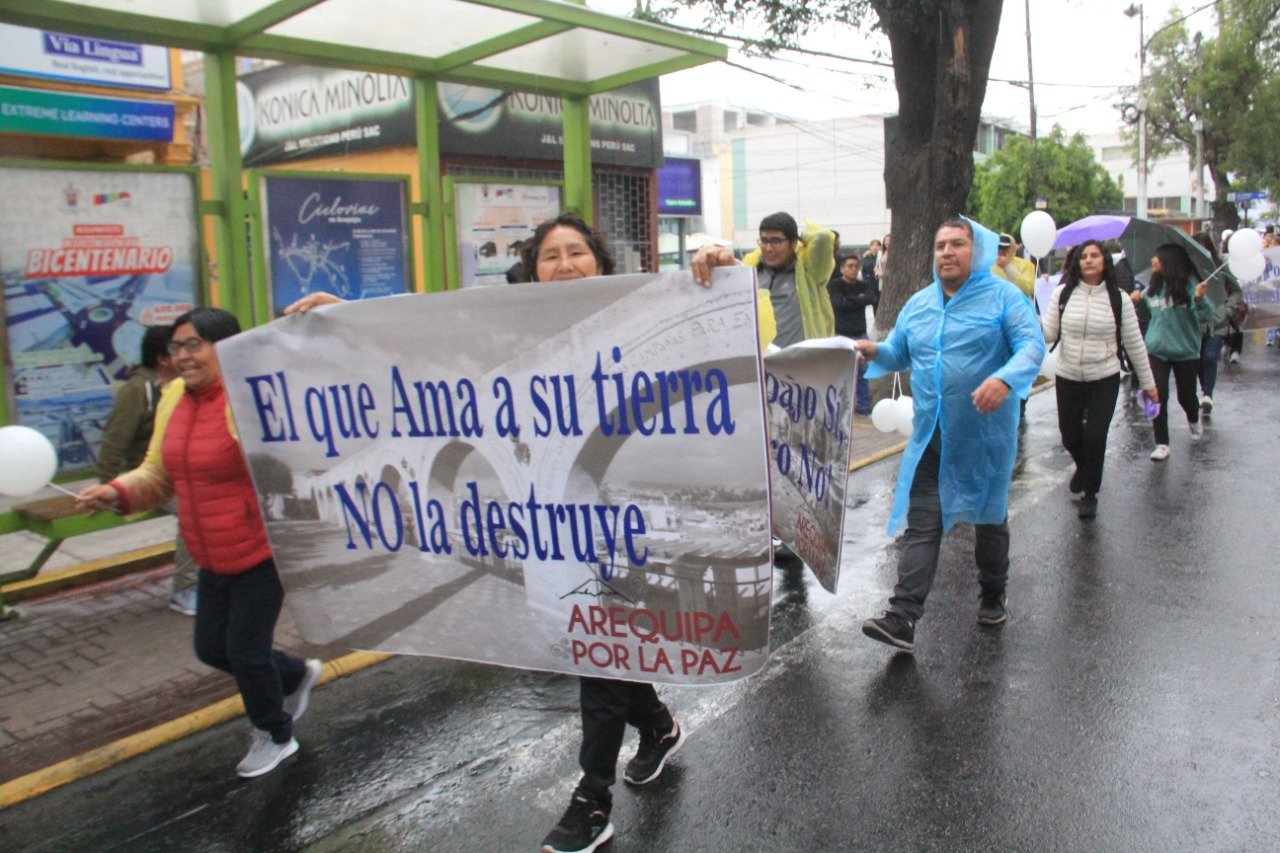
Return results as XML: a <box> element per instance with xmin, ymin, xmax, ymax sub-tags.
<box><xmin>78</xmin><ymin>308</ymin><xmax>321</xmax><ymax>779</ymax></box>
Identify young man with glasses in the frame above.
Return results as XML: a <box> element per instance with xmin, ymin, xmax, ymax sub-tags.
<box><xmin>692</xmin><ymin>211</ymin><xmax>835</xmax><ymax>347</ymax></box>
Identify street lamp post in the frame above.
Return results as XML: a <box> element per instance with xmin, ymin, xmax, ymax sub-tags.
<box><xmin>1125</xmin><ymin>3</ymin><xmax>1148</xmax><ymax>219</ymax></box>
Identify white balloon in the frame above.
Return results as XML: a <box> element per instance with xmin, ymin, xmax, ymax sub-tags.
<box><xmin>894</xmin><ymin>395</ymin><xmax>915</xmax><ymax>437</ymax></box>
<box><xmin>1019</xmin><ymin>210</ymin><xmax>1057</xmax><ymax>258</ymax></box>
<box><xmin>1228</xmin><ymin>228</ymin><xmax>1262</xmax><ymax>259</ymax></box>
<box><xmin>0</xmin><ymin>425</ymin><xmax>58</xmax><ymax>497</ymax></box>
<box><xmin>1228</xmin><ymin>250</ymin><xmax>1266</xmax><ymax>281</ymax></box>
<box><xmin>871</xmin><ymin>398</ymin><xmax>898</xmax><ymax>433</ymax></box>
<box><xmin>1040</xmin><ymin>346</ymin><xmax>1059</xmax><ymax>378</ymax></box>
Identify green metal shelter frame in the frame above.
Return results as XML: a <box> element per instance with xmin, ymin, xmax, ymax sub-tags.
<box><xmin>0</xmin><ymin>0</ymin><xmax>726</xmax><ymax>329</ymax></box>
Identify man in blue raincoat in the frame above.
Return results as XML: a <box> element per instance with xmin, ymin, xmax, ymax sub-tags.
<box><xmin>851</xmin><ymin>217</ymin><xmax>1045</xmax><ymax>652</ymax></box>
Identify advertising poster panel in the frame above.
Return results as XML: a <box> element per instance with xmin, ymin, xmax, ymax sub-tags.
<box><xmin>0</xmin><ymin>23</ymin><xmax>172</xmax><ymax>91</ymax></box>
<box><xmin>0</xmin><ymin>167</ymin><xmax>197</xmax><ymax>473</ymax></box>
<box><xmin>454</xmin><ymin>183</ymin><xmax>561</xmax><ymax>288</ymax></box>
<box><xmin>218</xmin><ymin>269</ymin><xmax>773</xmax><ymax>685</ymax></box>
<box><xmin>763</xmin><ymin>341</ymin><xmax>858</xmax><ymax>593</ymax></box>
<box><xmin>261</xmin><ymin>174</ymin><xmax>410</xmax><ymax>313</ymax></box>
<box><xmin>236</xmin><ymin>63</ymin><xmax>661</xmax><ymax>169</ymax></box>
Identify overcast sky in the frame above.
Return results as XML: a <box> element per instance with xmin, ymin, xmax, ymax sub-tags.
<box><xmin>589</xmin><ymin>0</ymin><xmax>1215</xmax><ymax>137</ymax></box>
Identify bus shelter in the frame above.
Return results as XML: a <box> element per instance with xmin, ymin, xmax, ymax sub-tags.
<box><xmin>0</xmin><ymin>0</ymin><xmax>726</xmax><ymax>331</ymax></box>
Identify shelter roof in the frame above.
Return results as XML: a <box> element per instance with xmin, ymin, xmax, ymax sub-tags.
<box><xmin>0</xmin><ymin>0</ymin><xmax>725</xmax><ymax>95</ymax></box>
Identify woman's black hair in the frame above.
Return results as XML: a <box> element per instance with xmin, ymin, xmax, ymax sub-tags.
<box><xmin>1060</xmin><ymin>239</ymin><xmax>1118</xmax><ymax>292</ymax></box>
<box><xmin>1192</xmin><ymin>230</ymin><xmax>1240</xmax><ymax>295</ymax></box>
<box><xmin>1147</xmin><ymin>243</ymin><xmax>1197</xmax><ymax>304</ymax></box>
<box><xmin>520</xmin><ymin>213</ymin><xmax>615</xmax><ymax>282</ymax></box>
<box><xmin>139</xmin><ymin>324</ymin><xmax>172</xmax><ymax>369</ymax></box>
<box><xmin>171</xmin><ymin>307</ymin><xmax>241</xmax><ymax>343</ymax></box>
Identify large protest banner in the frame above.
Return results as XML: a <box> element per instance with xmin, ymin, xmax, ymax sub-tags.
<box><xmin>0</xmin><ymin>166</ymin><xmax>198</xmax><ymax>473</ymax></box>
<box><xmin>763</xmin><ymin>340</ymin><xmax>858</xmax><ymax>593</ymax></box>
<box><xmin>218</xmin><ymin>269</ymin><xmax>773</xmax><ymax>685</ymax></box>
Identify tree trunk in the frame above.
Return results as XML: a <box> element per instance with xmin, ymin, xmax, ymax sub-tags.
<box><xmin>871</xmin><ymin>0</ymin><xmax>1004</xmax><ymax>332</ymax></box>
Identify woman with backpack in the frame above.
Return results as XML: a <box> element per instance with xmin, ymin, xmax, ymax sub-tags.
<box><xmin>1132</xmin><ymin>243</ymin><xmax>1216</xmax><ymax>462</ymax></box>
<box><xmin>1042</xmin><ymin>240</ymin><xmax>1157</xmax><ymax>519</ymax></box>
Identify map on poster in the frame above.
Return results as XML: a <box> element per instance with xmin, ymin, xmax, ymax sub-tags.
<box><xmin>262</xmin><ymin>175</ymin><xmax>410</xmax><ymax>313</ymax></box>
<box><xmin>0</xmin><ymin>167</ymin><xmax>197</xmax><ymax>473</ymax></box>
<box><xmin>455</xmin><ymin>182</ymin><xmax>561</xmax><ymax>287</ymax></box>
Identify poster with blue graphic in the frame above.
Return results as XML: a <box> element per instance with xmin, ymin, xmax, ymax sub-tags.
<box><xmin>261</xmin><ymin>175</ymin><xmax>410</xmax><ymax>314</ymax></box>
<box><xmin>0</xmin><ymin>166</ymin><xmax>198</xmax><ymax>474</ymax></box>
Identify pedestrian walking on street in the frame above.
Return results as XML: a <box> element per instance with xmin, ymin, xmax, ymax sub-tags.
<box><xmin>1132</xmin><ymin>244</ymin><xmax>1215</xmax><ymax>461</ymax></box>
<box><xmin>77</xmin><ymin>308</ymin><xmax>322</xmax><ymax>780</ymax></box>
<box><xmin>286</xmin><ymin>213</ymin><xmax>766</xmax><ymax>853</ymax></box>
<box><xmin>828</xmin><ymin>254</ymin><xmax>877</xmax><ymax>414</ymax></box>
<box><xmin>1041</xmin><ymin>240</ymin><xmax>1157</xmax><ymax>519</ymax></box>
<box><xmin>693</xmin><ymin>211</ymin><xmax>834</xmax><ymax>348</ymax></box>
<box><xmin>1191</xmin><ymin>231</ymin><xmax>1243</xmax><ymax>415</ymax></box>
<box><xmin>852</xmin><ymin>216</ymin><xmax>1045</xmax><ymax>652</ymax></box>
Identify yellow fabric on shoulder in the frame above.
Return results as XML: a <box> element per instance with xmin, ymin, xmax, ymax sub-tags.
<box><xmin>757</xmin><ymin>289</ymin><xmax>776</xmax><ymax>350</ymax></box>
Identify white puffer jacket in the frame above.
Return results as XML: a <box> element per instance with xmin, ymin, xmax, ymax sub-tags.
<box><xmin>1041</xmin><ymin>281</ymin><xmax>1155</xmax><ymax>389</ymax></box>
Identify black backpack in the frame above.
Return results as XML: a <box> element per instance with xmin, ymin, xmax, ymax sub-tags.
<box><xmin>1052</xmin><ymin>280</ymin><xmax>1132</xmax><ymax>372</ymax></box>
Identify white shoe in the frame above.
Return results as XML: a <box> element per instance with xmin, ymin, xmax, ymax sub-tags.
<box><xmin>1229</xmin><ymin>352</ymin><xmax>1240</xmax><ymax>363</ymax></box>
<box><xmin>1189</xmin><ymin>420</ymin><xmax>1204</xmax><ymax>440</ymax></box>
<box><xmin>1150</xmin><ymin>444</ymin><xmax>1171</xmax><ymax>461</ymax></box>
<box><xmin>1200</xmin><ymin>395</ymin><xmax>1213</xmax><ymax>414</ymax></box>
<box><xmin>235</xmin><ymin>730</ymin><xmax>298</xmax><ymax>778</ymax></box>
<box><xmin>283</xmin><ymin>659</ymin><xmax>323</xmax><ymax>722</ymax></box>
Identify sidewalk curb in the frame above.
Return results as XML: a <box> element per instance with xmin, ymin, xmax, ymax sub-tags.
<box><xmin>0</xmin><ymin>544</ymin><xmax>176</xmax><ymax>603</ymax></box>
<box><xmin>0</xmin><ymin>651</ymin><xmax>391</xmax><ymax>809</ymax></box>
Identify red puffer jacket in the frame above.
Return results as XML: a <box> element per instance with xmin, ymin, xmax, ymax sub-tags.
<box><xmin>160</xmin><ymin>379</ymin><xmax>272</xmax><ymax>574</ymax></box>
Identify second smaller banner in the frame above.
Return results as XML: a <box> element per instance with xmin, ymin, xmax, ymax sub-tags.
<box><xmin>764</xmin><ymin>339</ymin><xmax>859</xmax><ymax>593</ymax></box>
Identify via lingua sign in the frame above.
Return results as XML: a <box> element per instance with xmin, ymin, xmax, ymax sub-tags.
<box><xmin>218</xmin><ymin>269</ymin><xmax>774</xmax><ymax>685</ymax></box>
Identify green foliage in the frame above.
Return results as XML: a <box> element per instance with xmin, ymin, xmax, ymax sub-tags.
<box><xmin>1142</xmin><ymin>0</ymin><xmax>1280</xmax><ymax>213</ymax></box>
<box><xmin>968</xmin><ymin>128</ymin><xmax>1124</xmax><ymax>236</ymax></box>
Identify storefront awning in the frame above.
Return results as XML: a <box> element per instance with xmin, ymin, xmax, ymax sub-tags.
<box><xmin>0</xmin><ymin>0</ymin><xmax>725</xmax><ymax>95</ymax></box>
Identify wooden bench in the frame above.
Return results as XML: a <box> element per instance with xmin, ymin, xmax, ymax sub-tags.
<box><xmin>0</xmin><ymin>496</ymin><xmax>162</xmax><ymax>618</ymax></box>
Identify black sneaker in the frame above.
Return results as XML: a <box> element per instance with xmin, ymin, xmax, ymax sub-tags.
<box><xmin>624</xmin><ymin>720</ymin><xmax>686</xmax><ymax>785</ymax></box>
<box><xmin>542</xmin><ymin>794</ymin><xmax>614</xmax><ymax>853</ymax></box>
<box><xmin>977</xmin><ymin>592</ymin><xmax>1008</xmax><ymax>626</ymax></box>
<box><xmin>1078</xmin><ymin>494</ymin><xmax>1098</xmax><ymax>520</ymax></box>
<box><xmin>861</xmin><ymin>611</ymin><xmax>915</xmax><ymax>651</ymax></box>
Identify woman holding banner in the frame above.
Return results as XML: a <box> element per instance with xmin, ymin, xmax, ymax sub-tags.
<box><xmin>1041</xmin><ymin>240</ymin><xmax>1156</xmax><ymax>519</ymax></box>
<box><xmin>77</xmin><ymin>308</ymin><xmax>322</xmax><ymax>780</ymax></box>
<box><xmin>288</xmin><ymin>213</ymin><xmax>764</xmax><ymax>853</ymax></box>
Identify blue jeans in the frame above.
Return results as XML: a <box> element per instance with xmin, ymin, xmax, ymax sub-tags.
<box><xmin>1199</xmin><ymin>334</ymin><xmax>1225</xmax><ymax>397</ymax></box>
<box><xmin>853</xmin><ymin>334</ymin><xmax>871</xmax><ymax>414</ymax></box>
<box><xmin>888</xmin><ymin>445</ymin><xmax>1010</xmax><ymax>621</ymax></box>
<box><xmin>194</xmin><ymin>559</ymin><xmax>306</xmax><ymax>743</ymax></box>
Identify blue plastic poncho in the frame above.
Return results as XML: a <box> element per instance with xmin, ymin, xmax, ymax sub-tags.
<box><xmin>867</xmin><ymin>217</ymin><xmax>1045</xmax><ymax>534</ymax></box>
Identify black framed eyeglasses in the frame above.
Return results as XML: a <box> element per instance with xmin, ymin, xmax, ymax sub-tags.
<box><xmin>758</xmin><ymin>236</ymin><xmax>789</xmax><ymax>247</ymax></box>
<box><xmin>166</xmin><ymin>337</ymin><xmax>206</xmax><ymax>355</ymax></box>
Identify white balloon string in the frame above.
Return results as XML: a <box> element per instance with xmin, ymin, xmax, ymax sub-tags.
<box><xmin>47</xmin><ymin>481</ymin><xmax>124</xmax><ymax>514</ymax></box>
<box><xmin>1204</xmin><ymin>259</ymin><xmax>1229</xmax><ymax>281</ymax></box>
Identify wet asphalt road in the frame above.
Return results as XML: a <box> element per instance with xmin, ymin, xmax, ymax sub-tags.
<box><xmin>4</xmin><ymin>352</ymin><xmax>1278</xmax><ymax>851</ymax></box>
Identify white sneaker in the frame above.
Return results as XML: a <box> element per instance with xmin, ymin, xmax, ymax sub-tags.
<box><xmin>1150</xmin><ymin>444</ymin><xmax>1171</xmax><ymax>461</ymax></box>
<box><xmin>1229</xmin><ymin>352</ymin><xmax>1240</xmax><ymax>363</ymax></box>
<box><xmin>236</xmin><ymin>729</ymin><xmax>298</xmax><ymax>778</ymax></box>
<box><xmin>1200</xmin><ymin>395</ymin><xmax>1213</xmax><ymax>414</ymax></box>
<box><xmin>1189</xmin><ymin>420</ymin><xmax>1204</xmax><ymax>440</ymax></box>
<box><xmin>283</xmin><ymin>659</ymin><xmax>323</xmax><ymax>722</ymax></box>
